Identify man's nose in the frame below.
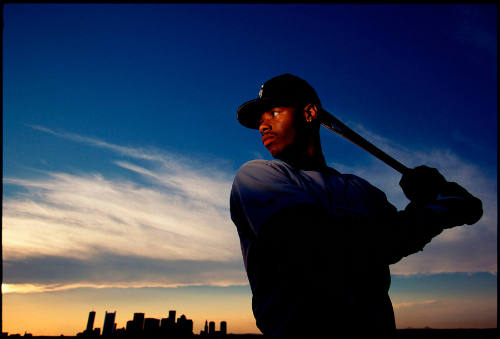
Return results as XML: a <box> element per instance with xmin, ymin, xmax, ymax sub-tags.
<box><xmin>259</xmin><ymin>121</ymin><xmax>271</xmax><ymax>135</ymax></box>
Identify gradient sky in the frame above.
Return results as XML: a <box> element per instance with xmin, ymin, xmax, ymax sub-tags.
<box><xmin>2</xmin><ymin>3</ymin><xmax>497</xmax><ymax>335</ymax></box>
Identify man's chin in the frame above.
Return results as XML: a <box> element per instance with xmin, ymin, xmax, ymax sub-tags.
<box><xmin>265</xmin><ymin>145</ymin><xmax>281</xmax><ymax>159</ymax></box>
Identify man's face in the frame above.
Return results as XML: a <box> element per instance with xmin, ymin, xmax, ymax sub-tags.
<box><xmin>259</xmin><ymin>106</ymin><xmax>303</xmax><ymax>159</ymax></box>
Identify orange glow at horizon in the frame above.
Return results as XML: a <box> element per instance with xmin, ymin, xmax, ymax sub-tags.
<box><xmin>4</xmin><ymin>305</ymin><xmax>259</xmax><ymax>336</ymax></box>
<box><xmin>3</xmin><ymin>286</ymin><xmax>260</xmax><ymax>336</ymax></box>
<box><xmin>3</xmin><ymin>285</ymin><xmax>497</xmax><ymax>336</ymax></box>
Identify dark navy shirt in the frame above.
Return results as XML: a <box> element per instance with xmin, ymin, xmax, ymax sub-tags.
<box><xmin>230</xmin><ymin>160</ymin><xmax>404</xmax><ymax>336</ymax></box>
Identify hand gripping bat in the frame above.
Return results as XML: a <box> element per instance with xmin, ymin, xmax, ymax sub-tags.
<box><xmin>319</xmin><ymin>108</ymin><xmax>409</xmax><ymax>174</ymax></box>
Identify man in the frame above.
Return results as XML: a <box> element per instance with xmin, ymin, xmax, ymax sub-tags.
<box><xmin>230</xmin><ymin>74</ymin><xmax>482</xmax><ymax>337</ymax></box>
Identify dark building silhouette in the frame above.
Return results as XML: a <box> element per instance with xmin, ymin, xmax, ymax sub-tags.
<box><xmin>220</xmin><ymin>321</ymin><xmax>227</xmax><ymax>335</ymax></box>
<box><xmin>200</xmin><ymin>320</ymin><xmax>209</xmax><ymax>335</ymax></box>
<box><xmin>114</xmin><ymin>327</ymin><xmax>126</xmax><ymax>336</ymax></box>
<box><xmin>102</xmin><ymin>311</ymin><xmax>116</xmax><ymax>336</ymax></box>
<box><xmin>185</xmin><ymin>319</ymin><xmax>193</xmax><ymax>336</ymax></box>
<box><xmin>200</xmin><ymin>319</ymin><xmax>228</xmax><ymax>336</ymax></box>
<box><xmin>79</xmin><ymin>309</ymin><xmax>203</xmax><ymax>337</ymax></box>
<box><xmin>125</xmin><ymin>321</ymin><xmax>133</xmax><ymax>333</ymax></box>
<box><xmin>208</xmin><ymin>321</ymin><xmax>215</xmax><ymax>335</ymax></box>
<box><xmin>159</xmin><ymin>311</ymin><xmax>177</xmax><ymax>336</ymax></box>
<box><xmin>132</xmin><ymin>312</ymin><xmax>145</xmax><ymax>334</ymax></box>
<box><xmin>144</xmin><ymin>318</ymin><xmax>160</xmax><ymax>336</ymax></box>
<box><xmin>160</xmin><ymin>317</ymin><xmax>169</xmax><ymax>330</ymax></box>
<box><xmin>177</xmin><ymin>315</ymin><xmax>186</xmax><ymax>328</ymax></box>
<box><xmin>168</xmin><ymin>310</ymin><xmax>176</xmax><ymax>327</ymax></box>
<box><xmin>175</xmin><ymin>314</ymin><xmax>193</xmax><ymax>336</ymax></box>
<box><xmin>85</xmin><ymin>311</ymin><xmax>96</xmax><ymax>334</ymax></box>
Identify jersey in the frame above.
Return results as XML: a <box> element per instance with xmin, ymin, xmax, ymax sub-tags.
<box><xmin>230</xmin><ymin>159</ymin><xmax>406</xmax><ymax>337</ymax></box>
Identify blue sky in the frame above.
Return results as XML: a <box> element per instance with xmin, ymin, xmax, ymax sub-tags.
<box><xmin>2</xmin><ymin>4</ymin><xmax>497</xmax><ymax>334</ymax></box>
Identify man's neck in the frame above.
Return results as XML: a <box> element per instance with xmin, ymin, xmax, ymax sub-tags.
<box><xmin>278</xmin><ymin>144</ymin><xmax>327</xmax><ymax>172</ymax></box>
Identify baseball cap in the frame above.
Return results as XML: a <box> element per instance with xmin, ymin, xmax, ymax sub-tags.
<box><xmin>237</xmin><ymin>73</ymin><xmax>322</xmax><ymax>129</ymax></box>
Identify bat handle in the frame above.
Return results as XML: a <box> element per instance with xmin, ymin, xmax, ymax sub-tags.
<box><xmin>344</xmin><ymin>127</ymin><xmax>409</xmax><ymax>174</ymax></box>
<box><xmin>370</xmin><ymin>146</ymin><xmax>409</xmax><ymax>174</ymax></box>
<box><xmin>320</xmin><ymin>110</ymin><xmax>409</xmax><ymax>174</ymax></box>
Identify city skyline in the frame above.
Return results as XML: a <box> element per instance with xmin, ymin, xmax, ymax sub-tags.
<box><xmin>3</xmin><ymin>273</ymin><xmax>497</xmax><ymax>335</ymax></box>
<box><xmin>2</xmin><ymin>3</ymin><xmax>497</xmax><ymax>336</ymax></box>
<box><xmin>79</xmin><ymin>309</ymin><xmax>204</xmax><ymax>337</ymax></box>
<box><xmin>5</xmin><ymin>309</ymin><xmax>228</xmax><ymax>337</ymax></box>
<box><xmin>5</xmin><ymin>305</ymin><xmax>497</xmax><ymax>338</ymax></box>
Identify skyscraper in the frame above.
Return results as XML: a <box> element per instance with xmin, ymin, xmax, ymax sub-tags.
<box><xmin>132</xmin><ymin>312</ymin><xmax>145</xmax><ymax>333</ymax></box>
<box><xmin>177</xmin><ymin>314</ymin><xmax>186</xmax><ymax>332</ymax></box>
<box><xmin>168</xmin><ymin>310</ymin><xmax>176</xmax><ymax>327</ymax></box>
<box><xmin>209</xmin><ymin>321</ymin><xmax>215</xmax><ymax>335</ymax></box>
<box><xmin>85</xmin><ymin>311</ymin><xmax>96</xmax><ymax>334</ymax></box>
<box><xmin>160</xmin><ymin>318</ymin><xmax>169</xmax><ymax>329</ymax></box>
<box><xmin>126</xmin><ymin>321</ymin><xmax>134</xmax><ymax>332</ymax></box>
<box><xmin>102</xmin><ymin>311</ymin><xmax>116</xmax><ymax>337</ymax></box>
<box><xmin>185</xmin><ymin>319</ymin><xmax>193</xmax><ymax>335</ymax></box>
<box><xmin>220</xmin><ymin>321</ymin><xmax>227</xmax><ymax>335</ymax></box>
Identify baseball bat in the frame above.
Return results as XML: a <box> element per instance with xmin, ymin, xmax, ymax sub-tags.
<box><xmin>319</xmin><ymin>108</ymin><xmax>409</xmax><ymax>174</ymax></box>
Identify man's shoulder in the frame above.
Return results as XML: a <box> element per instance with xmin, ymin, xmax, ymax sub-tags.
<box><xmin>231</xmin><ymin>160</ymin><xmax>298</xmax><ymax>194</ymax></box>
<box><xmin>236</xmin><ymin>159</ymin><xmax>292</xmax><ymax>178</ymax></box>
<box><xmin>239</xmin><ymin>159</ymin><xmax>288</xmax><ymax>169</ymax></box>
<box><xmin>239</xmin><ymin>159</ymin><xmax>274</xmax><ymax>169</ymax></box>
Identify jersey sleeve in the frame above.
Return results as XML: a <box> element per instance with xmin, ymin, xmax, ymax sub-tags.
<box><xmin>343</xmin><ymin>174</ymin><xmax>444</xmax><ymax>265</ymax></box>
<box><xmin>367</xmin><ymin>184</ymin><xmax>445</xmax><ymax>265</ymax></box>
<box><xmin>230</xmin><ymin>160</ymin><xmax>318</xmax><ymax>237</ymax></box>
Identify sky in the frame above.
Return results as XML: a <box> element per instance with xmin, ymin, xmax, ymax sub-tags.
<box><xmin>2</xmin><ymin>3</ymin><xmax>497</xmax><ymax>335</ymax></box>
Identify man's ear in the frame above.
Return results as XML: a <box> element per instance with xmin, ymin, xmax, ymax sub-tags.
<box><xmin>303</xmin><ymin>103</ymin><xmax>319</xmax><ymax>123</ymax></box>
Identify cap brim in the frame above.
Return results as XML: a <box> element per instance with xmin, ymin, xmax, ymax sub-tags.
<box><xmin>237</xmin><ymin>97</ymin><xmax>294</xmax><ymax>129</ymax></box>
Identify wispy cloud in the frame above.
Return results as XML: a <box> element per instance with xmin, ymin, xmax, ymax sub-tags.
<box><xmin>3</xmin><ymin>125</ymin><xmax>496</xmax><ymax>294</ymax></box>
<box><xmin>27</xmin><ymin>125</ymin><xmax>168</xmax><ymax>163</ymax></box>
<box><xmin>393</xmin><ymin>299</ymin><xmax>437</xmax><ymax>310</ymax></box>
<box><xmin>3</xmin><ymin>127</ymin><xmax>245</xmax><ymax>292</ymax></box>
<box><xmin>2</xmin><ymin>253</ymin><xmax>247</xmax><ymax>294</ymax></box>
<box><xmin>3</xmin><ymin>171</ymin><xmax>237</xmax><ymax>262</ymax></box>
